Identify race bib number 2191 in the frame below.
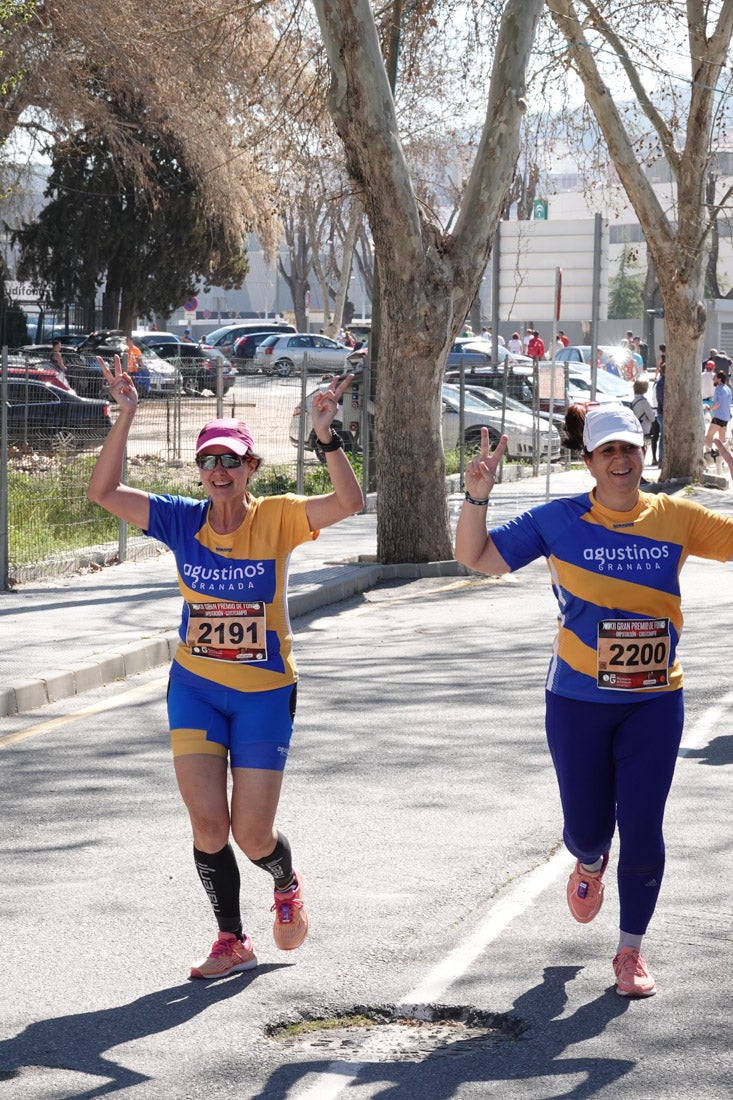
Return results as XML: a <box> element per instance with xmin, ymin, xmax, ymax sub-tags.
<box><xmin>597</xmin><ymin>618</ymin><xmax>670</xmax><ymax>690</ymax></box>
<box><xmin>186</xmin><ymin>601</ymin><xmax>267</xmax><ymax>662</ymax></box>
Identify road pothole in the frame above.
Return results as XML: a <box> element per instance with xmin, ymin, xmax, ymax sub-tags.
<box><xmin>266</xmin><ymin>1003</ymin><xmax>524</xmax><ymax>1063</ymax></box>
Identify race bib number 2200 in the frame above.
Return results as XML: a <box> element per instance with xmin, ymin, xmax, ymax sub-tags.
<box><xmin>597</xmin><ymin>618</ymin><xmax>670</xmax><ymax>690</ymax></box>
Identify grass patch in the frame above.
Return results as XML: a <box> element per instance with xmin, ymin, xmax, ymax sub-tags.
<box><xmin>6</xmin><ymin>450</ymin><xmax>364</xmax><ymax>566</ymax></box>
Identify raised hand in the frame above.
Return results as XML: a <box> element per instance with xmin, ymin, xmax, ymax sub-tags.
<box><xmin>464</xmin><ymin>426</ymin><xmax>508</xmax><ymax>500</ymax></box>
<box><xmin>311</xmin><ymin>372</ymin><xmax>353</xmax><ymax>439</ymax></box>
<box><xmin>98</xmin><ymin>354</ymin><xmax>138</xmax><ymax>414</ymax></box>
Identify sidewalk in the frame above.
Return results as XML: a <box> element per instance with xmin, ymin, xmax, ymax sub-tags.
<box><xmin>1</xmin><ymin>463</ymin><xmax>722</xmax><ymax>718</ymax></box>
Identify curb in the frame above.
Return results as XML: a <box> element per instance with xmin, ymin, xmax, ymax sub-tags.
<box><xmin>0</xmin><ymin>559</ymin><xmax>474</xmax><ymax>719</ymax></box>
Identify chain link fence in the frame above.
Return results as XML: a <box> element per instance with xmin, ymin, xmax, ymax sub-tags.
<box><xmin>1</xmin><ymin>347</ymin><xmax>566</xmax><ymax>587</ymax></box>
<box><xmin>0</xmin><ymin>351</ymin><xmax>346</xmax><ymax>586</ymax></box>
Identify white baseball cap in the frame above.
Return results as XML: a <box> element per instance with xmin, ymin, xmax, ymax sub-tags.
<box><xmin>583</xmin><ymin>404</ymin><xmax>645</xmax><ymax>452</ymax></box>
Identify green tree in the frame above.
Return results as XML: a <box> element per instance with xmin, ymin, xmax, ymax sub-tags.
<box><xmin>608</xmin><ymin>249</ymin><xmax>644</xmax><ymax>320</ymax></box>
<box><xmin>13</xmin><ymin>124</ymin><xmax>249</xmax><ymax>331</ymax></box>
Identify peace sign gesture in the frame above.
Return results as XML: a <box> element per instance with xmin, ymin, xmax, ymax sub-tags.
<box><xmin>98</xmin><ymin>354</ymin><xmax>138</xmax><ymax>415</ymax></box>
<box><xmin>463</xmin><ymin>426</ymin><xmax>508</xmax><ymax>500</ymax></box>
<box><xmin>311</xmin><ymin>372</ymin><xmax>353</xmax><ymax>439</ymax></box>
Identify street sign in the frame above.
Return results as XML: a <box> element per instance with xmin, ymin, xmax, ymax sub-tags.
<box><xmin>533</xmin><ymin>199</ymin><xmax>548</xmax><ymax>220</ymax></box>
<box><xmin>183</xmin><ymin>297</ymin><xmax>199</xmax><ymax>313</ymax></box>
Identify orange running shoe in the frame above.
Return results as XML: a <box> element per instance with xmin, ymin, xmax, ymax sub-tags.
<box><xmin>190</xmin><ymin>931</ymin><xmax>257</xmax><ymax>980</ymax></box>
<box><xmin>613</xmin><ymin>947</ymin><xmax>656</xmax><ymax>997</ymax></box>
<box><xmin>271</xmin><ymin>870</ymin><xmax>309</xmax><ymax>950</ymax></box>
<box><xmin>566</xmin><ymin>852</ymin><xmax>610</xmax><ymax>923</ymax></box>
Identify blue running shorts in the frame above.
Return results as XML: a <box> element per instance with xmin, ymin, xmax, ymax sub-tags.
<box><xmin>167</xmin><ymin>662</ymin><xmax>297</xmax><ymax>771</ymax></box>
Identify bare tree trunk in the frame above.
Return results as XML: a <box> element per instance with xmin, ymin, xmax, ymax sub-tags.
<box><xmin>550</xmin><ymin>0</ymin><xmax>733</xmax><ymax>481</ymax></box>
<box><xmin>312</xmin><ymin>0</ymin><xmax>543</xmax><ymax>562</ymax></box>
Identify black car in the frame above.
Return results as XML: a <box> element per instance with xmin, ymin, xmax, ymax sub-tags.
<box><xmin>142</xmin><ymin>339</ymin><xmax>237</xmax><ymax>394</ymax></box>
<box><xmin>3</xmin><ymin>379</ymin><xmax>112</xmax><ymax>449</ymax></box>
<box><xmin>12</xmin><ymin>345</ymin><xmax>106</xmax><ymax>399</ymax></box>
<box><xmin>230</xmin><ymin>331</ymin><xmax>286</xmax><ymax>374</ymax></box>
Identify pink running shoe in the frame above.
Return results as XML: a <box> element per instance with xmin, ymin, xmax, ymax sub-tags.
<box><xmin>190</xmin><ymin>931</ymin><xmax>257</xmax><ymax>980</ymax></box>
<box><xmin>271</xmin><ymin>870</ymin><xmax>309</xmax><ymax>951</ymax></box>
<box><xmin>566</xmin><ymin>853</ymin><xmax>610</xmax><ymax>923</ymax></box>
<box><xmin>613</xmin><ymin>947</ymin><xmax>656</xmax><ymax>997</ymax></box>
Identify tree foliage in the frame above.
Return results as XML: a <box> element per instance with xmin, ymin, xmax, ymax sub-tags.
<box><xmin>608</xmin><ymin>249</ymin><xmax>644</xmax><ymax>320</ymax></box>
<box><xmin>0</xmin><ymin>0</ymin><xmax>280</xmax><ymax>250</ymax></box>
<box><xmin>13</xmin><ymin>120</ymin><xmax>249</xmax><ymax>331</ymax></box>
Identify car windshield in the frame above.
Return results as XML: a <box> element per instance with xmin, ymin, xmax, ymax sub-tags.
<box><xmin>204</xmin><ymin>326</ymin><xmax>237</xmax><ymax>345</ymax></box>
<box><xmin>442</xmin><ymin>385</ymin><xmax>498</xmax><ymax>414</ymax></box>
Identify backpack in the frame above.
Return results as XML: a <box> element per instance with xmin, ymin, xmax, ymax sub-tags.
<box><xmin>631</xmin><ymin>396</ymin><xmax>655</xmax><ymax>436</ymax></box>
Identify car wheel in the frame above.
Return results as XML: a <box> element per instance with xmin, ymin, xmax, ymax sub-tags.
<box><xmin>276</xmin><ymin>359</ymin><xmax>294</xmax><ymax>377</ymax></box>
<box><xmin>52</xmin><ymin>429</ymin><xmax>81</xmax><ymax>452</ymax></box>
<box><xmin>464</xmin><ymin>427</ymin><xmax>500</xmax><ymax>456</ymax></box>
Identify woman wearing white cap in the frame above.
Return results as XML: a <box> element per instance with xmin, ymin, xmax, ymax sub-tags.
<box><xmin>456</xmin><ymin>402</ymin><xmax>733</xmax><ymax>997</ymax></box>
<box><xmin>89</xmin><ymin>355</ymin><xmax>363</xmax><ymax>979</ymax></box>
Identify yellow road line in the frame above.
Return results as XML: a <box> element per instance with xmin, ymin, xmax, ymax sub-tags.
<box><xmin>0</xmin><ymin>676</ymin><xmax>168</xmax><ymax>749</ymax></box>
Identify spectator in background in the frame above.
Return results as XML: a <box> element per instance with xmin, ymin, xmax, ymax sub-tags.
<box><xmin>711</xmin><ymin>349</ymin><xmax>732</xmax><ymax>381</ymax></box>
<box><xmin>523</xmin><ymin>328</ymin><xmax>534</xmax><ymax>354</ymax></box>
<box><xmin>655</xmin><ymin>344</ymin><xmax>666</xmax><ymax>379</ymax></box>
<box><xmin>49</xmin><ymin>339</ymin><xmax>66</xmax><ymax>381</ymax></box>
<box><xmin>655</xmin><ymin>360</ymin><xmax>665</xmax><ymax>465</ymax></box>
<box><xmin>527</xmin><ymin>329</ymin><xmax>546</xmax><ymax>361</ymax></box>
<box><xmin>631</xmin><ymin>380</ymin><xmax>656</xmax><ymax>456</ymax></box>
<box><xmin>508</xmin><ymin>331</ymin><xmax>523</xmax><ymax>355</ymax></box>
<box><xmin>701</xmin><ymin>359</ymin><xmax>716</xmax><ymax>408</ymax></box>
<box><xmin>633</xmin><ymin>334</ymin><xmax>649</xmax><ymax>371</ymax></box>
<box><xmin>556</xmin><ymin>330</ymin><xmax>569</xmax><ymax>348</ymax></box>
<box><xmin>181</xmin><ymin>327</ymin><xmax>195</xmax><ymax>344</ymax></box>
<box><xmin>125</xmin><ymin>336</ymin><xmax>142</xmax><ymax>381</ymax></box>
<box><xmin>703</xmin><ymin>370</ymin><xmax>732</xmax><ymax>463</ymax></box>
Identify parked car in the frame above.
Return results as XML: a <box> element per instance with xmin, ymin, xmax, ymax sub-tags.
<box><xmin>231</xmin><ymin>331</ymin><xmax>289</xmax><ymax>374</ymax></box>
<box><xmin>565</xmin><ymin>365</ymin><xmax>634</xmax><ymax>405</ymax></box>
<box><xmin>464</xmin><ymin>384</ymin><xmax>560</xmax><ymax>439</ymax></box>
<box><xmin>12</xmin><ymin>345</ymin><xmax>106</xmax><ymax>399</ymax></box>
<box><xmin>442</xmin><ymin>384</ymin><xmax>562</xmax><ymax>459</ymax></box>
<box><xmin>135</xmin><ymin>330</ymin><xmax>179</xmax><ymax>346</ymax></box>
<box><xmin>3</xmin><ymin>355</ymin><xmax>72</xmax><ymax>392</ymax></box>
<box><xmin>556</xmin><ymin>344</ymin><xmax>638</xmax><ymax>380</ymax></box>
<box><xmin>447</xmin><ymin>337</ymin><xmax>533</xmax><ymax>371</ymax></box>
<box><xmin>3</xmin><ymin>378</ymin><xmax>112</xmax><ymax>449</ymax></box>
<box><xmin>288</xmin><ymin>375</ymin><xmax>561</xmax><ymax>462</ymax></box>
<box><xmin>141</xmin><ymin>338</ymin><xmax>237</xmax><ymax>394</ymax></box>
<box><xmin>204</xmin><ymin>321</ymin><xmax>296</xmax><ymax>360</ymax></box>
<box><xmin>77</xmin><ymin>329</ymin><xmax>127</xmax><ymax>352</ymax></box>
<box><xmin>254</xmin><ymin>333</ymin><xmax>354</xmax><ymax>377</ymax></box>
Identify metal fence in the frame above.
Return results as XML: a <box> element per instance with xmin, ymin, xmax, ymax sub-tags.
<box><xmin>0</xmin><ymin>348</ymin><xmax>567</xmax><ymax>587</ymax></box>
<box><xmin>0</xmin><ymin>352</ymin><xmax>345</xmax><ymax>585</ymax></box>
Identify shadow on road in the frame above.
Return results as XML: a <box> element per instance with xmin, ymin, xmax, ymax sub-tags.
<box><xmin>0</xmin><ymin>965</ymin><xmax>289</xmax><ymax>1098</ymax></box>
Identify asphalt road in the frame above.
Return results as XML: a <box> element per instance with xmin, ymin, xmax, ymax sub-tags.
<box><xmin>1</xmin><ymin>561</ymin><xmax>732</xmax><ymax>1099</ymax></box>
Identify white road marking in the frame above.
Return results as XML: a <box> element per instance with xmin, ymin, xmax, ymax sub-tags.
<box><xmin>286</xmin><ymin>848</ymin><xmax>573</xmax><ymax>1100</ymax></box>
<box><xmin>287</xmin><ymin>693</ymin><xmax>733</xmax><ymax>1100</ymax></box>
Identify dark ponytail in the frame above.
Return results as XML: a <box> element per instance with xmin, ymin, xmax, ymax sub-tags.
<box><xmin>563</xmin><ymin>402</ymin><xmax>590</xmax><ymax>452</ymax></box>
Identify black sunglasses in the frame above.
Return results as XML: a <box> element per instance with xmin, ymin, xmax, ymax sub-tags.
<box><xmin>195</xmin><ymin>453</ymin><xmax>247</xmax><ymax>470</ymax></box>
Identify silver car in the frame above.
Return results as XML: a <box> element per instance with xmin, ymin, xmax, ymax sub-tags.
<box><xmin>442</xmin><ymin>384</ymin><xmax>561</xmax><ymax>459</ymax></box>
<box><xmin>254</xmin><ymin>333</ymin><xmax>353</xmax><ymax>377</ymax></box>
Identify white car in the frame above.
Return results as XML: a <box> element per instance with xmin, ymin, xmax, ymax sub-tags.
<box><xmin>254</xmin><ymin>333</ymin><xmax>353</xmax><ymax>377</ymax></box>
<box><xmin>442</xmin><ymin>384</ymin><xmax>562</xmax><ymax>460</ymax></box>
<box><xmin>289</xmin><ymin>378</ymin><xmax>561</xmax><ymax>461</ymax></box>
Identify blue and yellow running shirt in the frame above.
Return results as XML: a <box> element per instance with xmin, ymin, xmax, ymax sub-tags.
<box><xmin>489</xmin><ymin>490</ymin><xmax>733</xmax><ymax>703</ymax></box>
<box><xmin>145</xmin><ymin>492</ymin><xmax>317</xmax><ymax>692</ymax></box>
